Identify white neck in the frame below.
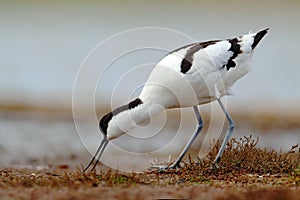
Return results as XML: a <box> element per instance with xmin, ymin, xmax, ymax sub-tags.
<box><xmin>106</xmin><ymin>101</ymin><xmax>164</xmax><ymax>140</ymax></box>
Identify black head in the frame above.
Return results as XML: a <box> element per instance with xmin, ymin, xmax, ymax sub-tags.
<box><xmin>99</xmin><ymin>98</ymin><xmax>143</xmax><ymax>135</ymax></box>
<box><xmin>99</xmin><ymin>112</ymin><xmax>113</xmax><ymax>135</ymax></box>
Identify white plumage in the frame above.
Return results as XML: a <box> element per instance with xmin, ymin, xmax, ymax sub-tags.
<box><xmin>83</xmin><ymin>28</ymin><xmax>269</xmax><ymax>172</ymax></box>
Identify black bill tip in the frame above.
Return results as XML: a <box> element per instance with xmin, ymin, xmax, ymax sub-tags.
<box><xmin>251</xmin><ymin>28</ymin><xmax>269</xmax><ymax>49</ymax></box>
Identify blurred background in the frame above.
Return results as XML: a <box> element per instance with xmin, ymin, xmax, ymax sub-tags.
<box><xmin>0</xmin><ymin>0</ymin><xmax>299</xmax><ymax>170</ymax></box>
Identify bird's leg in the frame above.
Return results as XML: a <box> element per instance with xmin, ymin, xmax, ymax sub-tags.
<box><xmin>149</xmin><ymin>106</ymin><xmax>203</xmax><ymax>171</ymax></box>
<box><xmin>212</xmin><ymin>98</ymin><xmax>235</xmax><ymax>167</ymax></box>
<box><xmin>82</xmin><ymin>136</ymin><xmax>108</xmax><ymax>173</ymax></box>
<box><xmin>169</xmin><ymin>106</ymin><xmax>203</xmax><ymax>168</ymax></box>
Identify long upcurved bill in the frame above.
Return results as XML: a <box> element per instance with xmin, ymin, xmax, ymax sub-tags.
<box><xmin>82</xmin><ymin>137</ymin><xmax>109</xmax><ymax>173</ymax></box>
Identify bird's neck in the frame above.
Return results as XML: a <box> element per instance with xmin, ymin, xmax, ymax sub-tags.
<box><xmin>107</xmin><ymin>98</ymin><xmax>164</xmax><ymax>140</ymax></box>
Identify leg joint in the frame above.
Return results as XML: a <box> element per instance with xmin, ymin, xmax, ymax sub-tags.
<box><xmin>198</xmin><ymin>121</ymin><xmax>204</xmax><ymax>129</ymax></box>
<box><xmin>229</xmin><ymin>121</ymin><xmax>235</xmax><ymax>129</ymax></box>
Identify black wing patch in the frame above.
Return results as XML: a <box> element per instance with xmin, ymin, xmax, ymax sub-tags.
<box><xmin>223</xmin><ymin>38</ymin><xmax>241</xmax><ymax>70</ymax></box>
<box><xmin>180</xmin><ymin>40</ymin><xmax>220</xmax><ymax>74</ymax></box>
<box><xmin>99</xmin><ymin>98</ymin><xmax>143</xmax><ymax>134</ymax></box>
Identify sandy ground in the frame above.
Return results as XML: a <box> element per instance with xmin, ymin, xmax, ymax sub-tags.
<box><xmin>1</xmin><ymin>136</ymin><xmax>299</xmax><ymax>200</ymax></box>
<box><xmin>1</xmin><ymin>183</ymin><xmax>300</xmax><ymax>200</ymax></box>
<box><xmin>0</xmin><ymin>168</ymin><xmax>299</xmax><ymax>200</ymax></box>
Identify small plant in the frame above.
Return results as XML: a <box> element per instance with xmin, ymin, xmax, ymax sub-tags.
<box><xmin>202</xmin><ymin>135</ymin><xmax>299</xmax><ymax>174</ymax></box>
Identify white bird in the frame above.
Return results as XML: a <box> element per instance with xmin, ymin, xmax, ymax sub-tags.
<box><xmin>83</xmin><ymin>28</ymin><xmax>269</xmax><ymax>172</ymax></box>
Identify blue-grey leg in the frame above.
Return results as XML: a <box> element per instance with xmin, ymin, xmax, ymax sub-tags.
<box><xmin>170</xmin><ymin>105</ymin><xmax>203</xmax><ymax>168</ymax></box>
<box><xmin>213</xmin><ymin>98</ymin><xmax>235</xmax><ymax>164</ymax></box>
<box><xmin>149</xmin><ymin>105</ymin><xmax>203</xmax><ymax>171</ymax></box>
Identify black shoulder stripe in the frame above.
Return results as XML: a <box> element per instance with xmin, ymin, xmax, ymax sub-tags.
<box><xmin>99</xmin><ymin>98</ymin><xmax>143</xmax><ymax>134</ymax></box>
<box><xmin>224</xmin><ymin>38</ymin><xmax>241</xmax><ymax>70</ymax></box>
<box><xmin>199</xmin><ymin>40</ymin><xmax>221</xmax><ymax>48</ymax></box>
<box><xmin>180</xmin><ymin>57</ymin><xmax>193</xmax><ymax>74</ymax></box>
<box><xmin>168</xmin><ymin>43</ymin><xmax>195</xmax><ymax>55</ymax></box>
<box><xmin>180</xmin><ymin>40</ymin><xmax>220</xmax><ymax>74</ymax></box>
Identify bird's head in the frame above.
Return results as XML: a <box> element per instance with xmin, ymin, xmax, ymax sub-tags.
<box><xmin>99</xmin><ymin>112</ymin><xmax>112</xmax><ymax>136</ymax></box>
<box><xmin>99</xmin><ymin>98</ymin><xmax>144</xmax><ymax>140</ymax></box>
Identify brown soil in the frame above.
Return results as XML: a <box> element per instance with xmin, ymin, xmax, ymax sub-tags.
<box><xmin>0</xmin><ymin>136</ymin><xmax>299</xmax><ymax>200</ymax></box>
